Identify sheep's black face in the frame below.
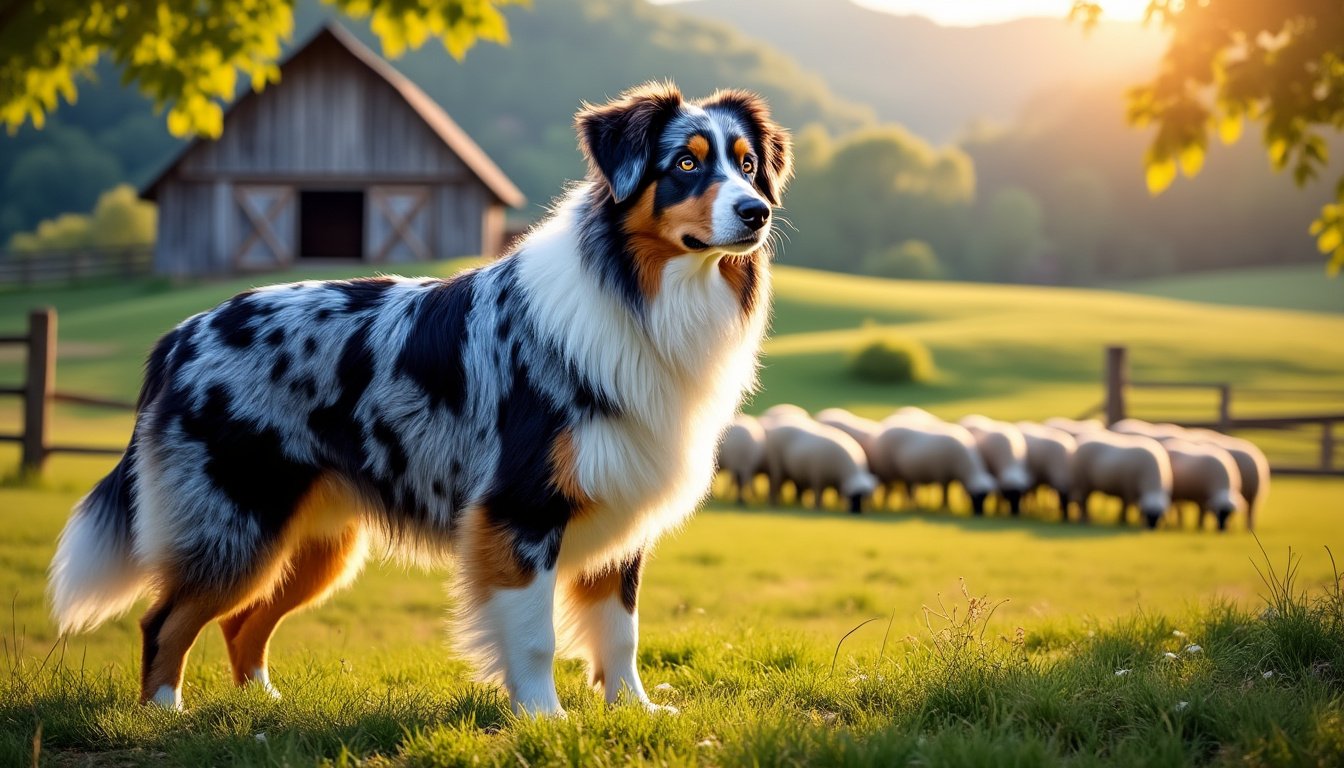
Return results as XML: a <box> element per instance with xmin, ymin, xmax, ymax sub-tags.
<box><xmin>1003</xmin><ymin>489</ymin><xmax>1023</xmax><ymax>516</ymax></box>
<box><xmin>848</xmin><ymin>493</ymin><xmax>863</xmax><ymax>514</ymax></box>
<box><xmin>1142</xmin><ymin>509</ymin><xmax>1163</xmax><ymax>529</ymax></box>
<box><xmin>1215</xmin><ymin>506</ymin><xmax>1235</xmax><ymax>531</ymax></box>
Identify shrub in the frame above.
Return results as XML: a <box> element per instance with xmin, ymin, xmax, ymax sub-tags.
<box><xmin>848</xmin><ymin>333</ymin><xmax>935</xmax><ymax>384</ymax></box>
<box><xmin>863</xmin><ymin>240</ymin><xmax>943</xmax><ymax>280</ymax></box>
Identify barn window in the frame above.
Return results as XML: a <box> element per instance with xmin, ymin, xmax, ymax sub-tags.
<box><xmin>299</xmin><ymin>190</ymin><xmax>365</xmax><ymax>260</ymax></box>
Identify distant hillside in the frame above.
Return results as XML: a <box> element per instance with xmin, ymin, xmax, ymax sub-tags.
<box><xmin>669</xmin><ymin>0</ymin><xmax>1165</xmax><ymax>140</ymax></box>
<box><xmin>0</xmin><ymin>0</ymin><xmax>876</xmax><ymax>239</ymax></box>
<box><xmin>1111</xmin><ymin>264</ymin><xmax>1344</xmax><ymax>314</ymax></box>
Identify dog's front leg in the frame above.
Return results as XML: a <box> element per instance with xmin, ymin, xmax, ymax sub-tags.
<box><xmin>455</xmin><ymin>513</ymin><xmax>565</xmax><ymax>717</ymax></box>
<box><xmin>487</xmin><ymin>566</ymin><xmax>563</xmax><ymax>716</ymax></box>
<box><xmin>567</xmin><ymin>551</ymin><xmax>675</xmax><ymax>712</ymax></box>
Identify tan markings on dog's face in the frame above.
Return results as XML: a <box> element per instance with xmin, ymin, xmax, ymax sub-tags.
<box><xmin>457</xmin><ymin>508</ymin><xmax>534</xmax><ymax>605</ymax></box>
<box><xmin>549</xmin><ymin>429</ymin><xmax>591</xmax><ymax>510</ymax></box>
<box><xmin>687</xmin><ymin>134</ymin><xmax>709</xmax><ymax>162</ymax></box>
<box><xmin>622</xmin><ymin>182</ymin><xmax>720</xmax><ymax>299</ymax></box>
<box><xmin>733</xmin><ymin>137</ymin><xmax>750</xmax><ymax>165</ymax></box>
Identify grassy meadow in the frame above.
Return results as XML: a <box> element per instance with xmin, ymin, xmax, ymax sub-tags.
<box><xmin>2</xmin><ymin>263</ymin><xmax>1343</xmax><ymax>765</ymax></box>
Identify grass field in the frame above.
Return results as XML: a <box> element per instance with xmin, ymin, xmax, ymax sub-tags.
<box><xmin>2</xmin><ymin>263</ymin><xmax>1343</xmax><ymax>765</ymax></box>
<box><xmin>1112</xmin><ymin>263</ymin><xmax>1344</xmax><ymax>315</ymax></box>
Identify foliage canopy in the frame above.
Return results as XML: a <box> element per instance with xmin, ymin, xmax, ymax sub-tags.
<box><xmin>1073</xmin><ymin>0</ymin><xmax>1344</xmax><ymax>273</ymax></box>
<box><xmin>0</xmin><ymin>0</ymin><xmax>519</xmax><ymax>139</ymax></box>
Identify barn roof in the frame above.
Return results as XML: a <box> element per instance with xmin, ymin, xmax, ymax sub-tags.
<box><xmin>140</xmin><ymin>21</ymin><xmax>525</xmax><ymax>208</ymax></box>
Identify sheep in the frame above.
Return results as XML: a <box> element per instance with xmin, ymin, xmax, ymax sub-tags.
<box><xmin>1070</xmin><ymin>431</ymin><xmax>1172</xmax><ymax>528</ymax></box>
<box><xmin>1111</xmin><ymin>418</ymin><xmax>1187</xmax><ymax>441</ymax></box>
<box><xmin>1015</xmin><ymin>421</ymin><xmax>1077</xmax><ymax>512</ymax></box>
<box><xmin>763</xmin><ymin>420</ymin><xmax>878</xmax><ymax>513</ymax></box>
<box><xmin>1161</xmin><ymin>438</ymin><xmax>1246</xmax><ymax>531</ymax></box>
<box><xmin>815</xmin><ymin>407</ymin><xmax>881</xmax><ymax>465</ymax></box>
<box><xmin>1112</xmin><ymin>419</ymin><xmax>1268</xmax><ymax>530</ymax></box>
<box><xmin>1184</xmin><ymin>429</ymin><xmax>1270</xmax><ymax>531</ymax></box>
<box><xmin>1043</xmin><ymin>416</ymin><xmax>1105</xmax><ymax>437</ymax></box>
<box><xmin>890</xmin><ymin>405</ymin><xmax>939</xmax><ymax>423</ymax></box>
<box><xmin>960</xmin><ymin>415</ymin><xmax>1032</xmax><ymax>515</ymax></box>
<box><xmin>872</xmin><ymin>418</ymin><xmax>997</xmax><ymax>514</ymax></box>
<box><xmin>717</xmin><ymin>414</ymin><xmax>766</xmax><ymax>505</ymax></box>
<box><xmin>759</xmin><ymin>403</ymin><xmax>811</xmax><ymax>426</ymax></box>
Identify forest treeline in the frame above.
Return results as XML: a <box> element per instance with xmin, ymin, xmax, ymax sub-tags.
<box><xmin>1</xmin><ymin>0</ymin><xmax>1327</xmax><ymax>282</ymax></box>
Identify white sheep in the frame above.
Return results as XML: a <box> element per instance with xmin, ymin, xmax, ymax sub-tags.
<box><xmin>1111</xmin><ymin>418</ymin><xmax>1187</xmax><ymax>441</ymax></box>
<box><xmin>1043</xmin><ymin>416</ymin><xmax>1106</xmax><ymax>438</ymax></box>
<box><xmin>873</xmin><ymin>418</ymin><xmax>997</xmax><ymax>514</ymax></box>
<box><xmin>890</xmin><ymin>405</ymin><xmax>939</xmax><ymax>423</ymax></box>
<box><xmin>1070</xmin><ymin>431</ymin><xmax>1172</xmax><ymax>528</ymax></box>
<box><xmin>763</xmin><ymin>420</ymin><xmax>878</xmax><ymax>513</ymax></box>
<box><xmin>759</xmin><ymin>403</ymin><xmax>811</xmax><ymax>427</ymax></box>
<box><xmin>1161</xmin><ymin>438</ymin><xmax>1246</xmax><ymax>531</ymax></box>
<box><xmin>960</xmin><ymin>415</ymin><xmax>1032</xmax><ymax>515</ymax></box>
<box><xmin>717</xmin><ymin>414</ymin><xmax>766</xmax><ymax>505</ymax></box>
<box><xmin>1184</xmin><ymin>428</ymin><xmax>1270</xmax><ymax>531</ymax></box>
<box><xmin>1015</xmin><ymin>421</ymin><xmax>1077</xmax><ymax>512</ymax></box>
<box><xmin>815</xmin><ymin>407</ymin><xmax>881</xmax><ymax>465</ymax></box>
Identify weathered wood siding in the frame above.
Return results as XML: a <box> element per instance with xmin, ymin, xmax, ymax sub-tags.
<box><xmin>176</xmin><ymin>35</ymin><xmax>468</xmax><ymax>182</ymax></box>
<box><xmin>153</xmin><ymin>181</ymin><xmax>219</xmax><ymax>276</ymax></box>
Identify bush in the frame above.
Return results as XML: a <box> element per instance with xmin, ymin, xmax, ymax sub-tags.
<box><xmin>863</xmin><ymin>240</ymin><xmax>944</xmax><ymax>280</ymax></box>
<box><xmin>848</xmin><ymin>334</ymin><xmax>935</xmax><ymax>384</ymax></box>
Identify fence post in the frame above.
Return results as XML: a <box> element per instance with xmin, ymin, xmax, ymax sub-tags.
<box><xmin>1104</xmin><ymin>345</ymin><xmax>1128</xmax><ymax>426</ymax></box>
<box><xmin>21</xmin><ymin>308</ymin><xmax>55</xmax><ymax>474</ymax></box>
<box><xmin>1324</xmin><ymin>421</ymin><xmax>1336</xmax><ymax>473</ymax></box>
<box><xmin>1217</xmin><ymin>384</ymin><xmax>1231</xmax><ymax>433</ymax></box>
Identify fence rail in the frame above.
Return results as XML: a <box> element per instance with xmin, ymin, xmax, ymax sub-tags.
<box><xmin>0</xmin><ymin>245</ymin><xmax>153</xmax><ymax>287</ymax></box>
<box><xmin>1097</xmin><ymin>345</ymin><xmax>1343</xmax><ymax>476</ymax></box>
<box><xmin>1</xmin><ymin>308</ymin><xmax>132</xmax><ymax>473</ymax></box>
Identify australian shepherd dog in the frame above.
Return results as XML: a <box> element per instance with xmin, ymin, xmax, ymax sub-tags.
<box><xmin>48</xmin><ymin>82</ymin><xmax>792</xmax><ymax>716</ymax></box>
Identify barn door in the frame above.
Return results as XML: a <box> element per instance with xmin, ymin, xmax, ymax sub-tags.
<box><xmin>233</xmin><ymin>185</ymin><xmax>296</xmax><ymax>270</ymax></box>
<box><xmin>368</xmin><ymin>186</ymin><xmax>432</xmax><ymax>263</ymax></box>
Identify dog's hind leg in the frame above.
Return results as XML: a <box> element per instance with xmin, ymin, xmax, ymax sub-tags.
<box><xmin>140</xmin><ymin>582</ymin><xmax>258</xmax><ymax>709</ymax></box>
<box><xmin>221</xmin><ymin>526</ymin><xmax>367</xmax><ymax>696</ymax></box>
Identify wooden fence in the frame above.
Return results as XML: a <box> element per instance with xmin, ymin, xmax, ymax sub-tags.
<box><xmin>1</xmin><ymin>308</ymin><xmax>132</xmax><ymax>473</ymax></box>
<box><xmin>0</xmin><ymin>245</ymin><xmax>153</xmax><ymax>287</ymax></box>
<box><xmin>1093</xmin><ymin>345</ymin><xmax>1343</xmax><ymax>476</ymax></box>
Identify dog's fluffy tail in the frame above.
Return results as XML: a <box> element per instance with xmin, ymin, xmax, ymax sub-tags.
<box><xmin>48</xmin><ymin>445</ymin><xmax>148</xmax><ymax>635</ymax></box>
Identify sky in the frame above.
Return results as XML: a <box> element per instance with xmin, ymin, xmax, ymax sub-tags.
<box><xmin>851</xmin><ymin>0</ymin><xmax>1151</xmax><ymax>26</ymax></box>
<box><xmin>651</xmin><ymin>0</ymin><xmax>1155</xmax><ymax>27</ymax></box>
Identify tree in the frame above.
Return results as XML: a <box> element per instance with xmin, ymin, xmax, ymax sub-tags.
<box><xmin>8</xmin><ymin>184</ymin><xmax>156</xmax><ymax>252</ymax></box>
<box><xmin>863</xmin><ymin>240</ymin><xmax>943</xmax><ymax>280</ymax></box>
<box><xmin>0</xmin><ymin>0</ymin><xmax>518</xmax><ymax>139</ymax></box>
<box><xmin>1072</xmin><ymin>1</ymin><xmax>1344</xmax><ymax>274</ymax></box>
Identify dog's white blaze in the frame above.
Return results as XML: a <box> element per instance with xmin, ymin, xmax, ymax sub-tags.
<box><xmin>517</xmin><ymin>187</ymin><xmax>770</xmax><ymax>574</ymax></box>
<box><xmin>705</xmin><ymin>116</ymin><xmax>766</xmax><ymax>245</ymax></box>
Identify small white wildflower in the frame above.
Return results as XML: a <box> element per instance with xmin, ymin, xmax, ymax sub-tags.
<box><xmin>1163</xmin><ymin>652</ymin><xmax>1179</xmax><ymax>661</ymax></box>
<box><xmin>697</xmin><ymin>738</ymin><xmax>719</xmax><ymax>749</ymax></box>
<box><xmin>694</xmin><ymin>607</ymin><xmax>706</xmax><ymax>615</ymax></box>
<box><xmin>1185</xmin><ymin>644</ymin><xmax>1203</xmax><ymax>654</ymax></box>
<box><xmin>723</xmin><ymin>643</ymin><xmax>734</xmax><ymax>650</ymax></box>
<box><xmin>1262</xmin><ymin>670</ymin><xmax>1275</xmax><ymax>679</ymax></box>
<box><xmin>1172</xmin><ymin>630</ymin><xmax>1187</xmax><ymax>638</ymax></box>
<box><xmin>1115</xmin><ymin>669</ymin><xmax>1131</xmax><ymax>677</ymax></box>
<box><xmin>849</xmin><ymin>674</ymin><xmax>868</xmax><ymax>684</ymax></box>
<box><xmin>654</xmin><ymin>682</ymin><xmax>676</xmax><ymax>693</ymax></box>
<box><xmin>1175</xmin><ymin>701</ymin><xmax>1189</xmax><ymax>712</ymax></box>
<box><xmin>254</xmin><ymin>733</ymin><xmax>268</xmax><ymax>742</ymax></box>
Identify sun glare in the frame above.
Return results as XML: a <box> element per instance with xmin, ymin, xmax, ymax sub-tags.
<box><xmin>850</xmin><ymin>0</ymin><xmax>1152</xmax><ymax>26</ymax></box>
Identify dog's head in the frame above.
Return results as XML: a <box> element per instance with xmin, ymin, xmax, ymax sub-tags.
<box><xmin>575</xmin><ymin>82</ymin><xmax>793</xmax><ymax>258</ymax></box>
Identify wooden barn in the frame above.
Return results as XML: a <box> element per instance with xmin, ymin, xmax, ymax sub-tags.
<box><xmin>140</xmin><ymin>22</ymin><xmax>524</xmax><ymax>276</ymax></box>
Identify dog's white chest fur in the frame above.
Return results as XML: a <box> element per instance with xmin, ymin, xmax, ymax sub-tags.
<box><xmin>515</xmin><ymin>202</ymin><xmax>769</xmax><ymax>575</ymax></box>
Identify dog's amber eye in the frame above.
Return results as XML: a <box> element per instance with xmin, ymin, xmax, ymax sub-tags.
<box><xmin>677</xmin><ymin>156</ymin><xmax>697</xmax><ymax>172</ymax></box>
<box><xmin>741</xmin><ymin>158</ymin><xmax>755</xmax><ymax>174</ymax></box>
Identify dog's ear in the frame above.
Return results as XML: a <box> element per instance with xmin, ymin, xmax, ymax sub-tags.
<box><xmin>575</xmin><ymin>82</ymin><xmax>683</xmax><ymax>204</ymax></box>
<box><xmin>700</xmin><ymin>90</ymin><xmax>794</xmax><ymax>205</ymax></box>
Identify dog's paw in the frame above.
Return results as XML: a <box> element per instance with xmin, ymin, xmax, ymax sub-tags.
<box><xmin>642</xmin><ymin>700</ymin><xmax>680</xmax><ymax>715</ymax></box>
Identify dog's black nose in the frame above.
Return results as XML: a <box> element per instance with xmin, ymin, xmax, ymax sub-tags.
<box><xmin>734</xmin><ymin>199</ymin><xmax>770</xmax><ymax>231</ymax></box>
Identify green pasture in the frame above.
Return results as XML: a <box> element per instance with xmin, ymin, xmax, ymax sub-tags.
<box><xmin>1</xmin><ymin>262</ymin><xmax>1342</xmax><ymax>764</ymax></box>
<box><xmin>1112</xmin><ymin>263</ymin><xmax>1344</xmax><ymax>315</ymax></box>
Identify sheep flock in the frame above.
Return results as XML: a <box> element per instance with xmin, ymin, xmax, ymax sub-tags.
<box><xmin>716</xmin><ymin>407</ymin><xmax>1270</xmax><ymax>532</ymax></box>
